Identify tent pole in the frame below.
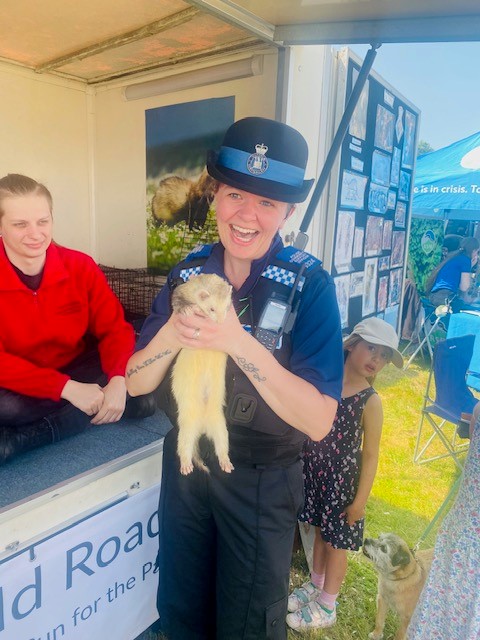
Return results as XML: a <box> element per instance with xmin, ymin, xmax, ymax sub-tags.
<box><xmin>294</xmin><ymin>43</ymin><xmax>381</xmax><ymax>250</ymax></box>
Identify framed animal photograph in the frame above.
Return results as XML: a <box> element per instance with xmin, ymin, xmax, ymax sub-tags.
<box><xmin>395</xmin><ymin>106</ymin><xmax>404</xmax><ymax>144</ymax></box>
<box><xmin>334</xmin><ymin>274</ymin><xmax>351</xmax><ymax>328</ymax></box>
<box><xmin>368</xmin><ymin>183</ymin><xmax>389</xmax><ymax>214</ymax></box>
<box><xmin>402</xmin><ymin>110</ymin><xmax>417</xmax><ymax>169</ymax></box>
<box><xmin>388</xmin><ymin>269</ymin><xmax>403</xmax><ymax>307</ymax></box>
<box><xmin>350</xmin><ymin>271</ymin><xmax>364</xmax><ymax>297</ymax></box>
<box><xmin>365</xmin><ymin>215</ymin><xmax>384</xmax><ymax>256</ymax></box>
<box><xmin>363</xmin><ymin>258</ymin><xmax>378</xmax><ymax>316</ymax></box>
<box><xmin>395</xmin><ymin>201</ymin><xmax>407</xmax><ymax>227</ymax></box>
<box><xmin>398</xmin><ymin>171</ymin><xmax>411</xmax><ymax>201</ymax></box>
<box><xmin>340</xmin><ymin>170</ymin><xmax>368</xmax><ymax>209</ymax></box>
<box><xmin>371</xmin><ymin>150</ymin><xmax>391</xmax><ymax>187</ymax></box>
<box><xmin>391</xmin><ymin>231</ymin><xmax>406</xmax><ymax>268</ymax></box>
<box><xmin>382</xmin><ymin>220</ymin><xmax>393</xmax><ymax>250</ymax></box>
<box><xmin>387</xmin><ymin>190</ymin><xmax>397</xmax><ymax>210</ymax></box>
<box><xmin>378</xmin><ymin>256</ymin><xmax>390</xmax><ymax>271</ymax></box>
<box><xmin>377</xmin><ymin>275</ymin><xmax>388</xmax><ymax>312</ymax></box>
<box><xmin>374</xmin><ymin>104</ymin><xmax>395</xmax><ymax>153</ymax></box>
<box><xmin>145</xmin><ymin>96</ymin><xmax>234</xmax><ymax>272</ymax></box>
<box><xmin>334</xmin><ymin>210</ymin><xmax>356</xmax><ymax>273</ymax></box>
<box><xmin>353</xmin><ymin>227</ymin><xmax>365</xmax><ymax>258</ymax></box>
<box><xmin>390</xmin><ymin>146</ymin><xmax>401</xmax><ymax>187</ymax></box>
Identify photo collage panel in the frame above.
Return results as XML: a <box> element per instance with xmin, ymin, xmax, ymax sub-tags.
<box><xmin>333</xmin><ymin>62</ymin><xmax>418</xmax><ymax>331</ymax></box>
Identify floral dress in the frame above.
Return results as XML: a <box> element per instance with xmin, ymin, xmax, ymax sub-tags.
<box><xmin>407</xmin><ymin>417</ymin><xmax>480</xmax><ymax>640</ymax></box>
<box><xmin>299</xmin><ymin>387</ymin><xmax>376</xmax><ymax>550</ymax></box>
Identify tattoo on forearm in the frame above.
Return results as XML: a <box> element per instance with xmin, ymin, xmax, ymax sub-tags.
<box><xmin>235</xmin><ymin>356</ymin><xmax>266</xmax><ymax>382</ymax></box>
<box><xmin>126</xmin><ymin>349</ymin><xmax>172</xmax><ymax>378</ymax></box>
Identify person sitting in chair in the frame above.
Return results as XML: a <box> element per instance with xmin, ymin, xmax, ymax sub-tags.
<box><xmin>426</xmin><ymin>236</ymin><xmax>479</xmax><ymax>313</ymax></box>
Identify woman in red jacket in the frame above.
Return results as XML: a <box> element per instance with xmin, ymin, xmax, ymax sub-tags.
<box><xmin>0</xmin><ymin>173</ymin><xmax>136</xmax><ymax>463</ymax></box>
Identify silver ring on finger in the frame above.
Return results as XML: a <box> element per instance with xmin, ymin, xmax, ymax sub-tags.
<box><xmin>193</xmin><ymin>328</ymin><xmax>200</xmax><ymax>339</ymax></box>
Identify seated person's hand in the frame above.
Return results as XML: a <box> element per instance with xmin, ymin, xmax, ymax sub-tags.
<box><xmin>61</xmin><ymin>379</ymin><xmax>105</xmax><ymax>416</ymax></box>
<box><xmin>90</xmin><ymin>375</ymin><xmax>127</xmax><ymax>425</ymax></box>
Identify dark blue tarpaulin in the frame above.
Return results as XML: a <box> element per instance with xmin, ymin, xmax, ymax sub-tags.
<box><xmin>412</xmin><ymin>131</ymin><xmax>480</xmax><ymax>220</ymax></box>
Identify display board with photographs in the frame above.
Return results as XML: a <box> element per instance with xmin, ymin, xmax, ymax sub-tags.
<box><xmin>330</xmin><ymin>56</ymin><xmax>419</xmax><ymax>331</ymax></box>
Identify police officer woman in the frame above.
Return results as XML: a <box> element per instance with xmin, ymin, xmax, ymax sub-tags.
<box><xmin>126</xmin><ymin>117</ymin><xmax>343</xmax><ymax>639</ymax></box>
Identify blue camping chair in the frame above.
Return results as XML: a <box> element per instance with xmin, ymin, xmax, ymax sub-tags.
<box><xmin>413</xmin><ymin>335</ymin><xmax>477</xmax><ymax>470</ymax></box>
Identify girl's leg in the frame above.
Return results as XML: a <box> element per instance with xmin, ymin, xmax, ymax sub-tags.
<box><xmin>286</xmin><ymin>536</ymin><xmax>345</xmax><ymax>630</ymax></box>
<box><xmin>287</xmin><ymin>526</ymin><xmax>325</xmax><ymax>613</ymax></box>
<box><xmin>312</xmin><ymin>527</ymin><xmax>327</xmax><ymax>587</ymax></box>
<box><xmin>318</xmin><ymin>541</ymin><xmax>347</xmax><ymax>612</ymax></box>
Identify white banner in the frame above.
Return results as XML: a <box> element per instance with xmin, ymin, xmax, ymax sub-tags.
<box><xmin>0</xmin><ymin>483</ymin><xmax>161</xmax><ymax>640</ymax></box>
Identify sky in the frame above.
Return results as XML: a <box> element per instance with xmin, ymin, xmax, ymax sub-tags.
<box><xmin>347</xmin><ymin>42</ymin><xmax>480</xmax><ymax>152</ymax></box>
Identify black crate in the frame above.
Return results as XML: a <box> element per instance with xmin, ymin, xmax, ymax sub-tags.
<box><xmin>99</xmin><ymin>265</ymin><xmax>166</xmax><ymax>320</ymax></box>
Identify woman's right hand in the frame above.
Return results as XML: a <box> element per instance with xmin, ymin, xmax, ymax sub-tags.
<box><xmin>60</xmin><ymin>379</ymin><xmax>105</xmax><ymax>416</ymax></box>
<box><xmin>171</xmin><ymin>305</ymin><xmax>243</xmax><ymax>353</ymax></box>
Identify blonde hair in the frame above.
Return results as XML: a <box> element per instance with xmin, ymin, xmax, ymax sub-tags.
<box><xmin>0</xmin><ymin>174</ymin><xmax>53</xmax><ymax>221</ymax></box>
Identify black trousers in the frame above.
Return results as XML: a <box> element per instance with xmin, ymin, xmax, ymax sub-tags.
<box><xmin>0</xmin><ymin>349</ymin><xmax>106</xmax><ymax>427</ymax></box>
<box><xmin>0</xmin><ymin>350</ymin><xmax>107</xmax><ymax>464</ymax></box>
<box><xmin>156</xmin><ymin>428</ymin><xmax>304</xmax><ymax>640</ymax></box>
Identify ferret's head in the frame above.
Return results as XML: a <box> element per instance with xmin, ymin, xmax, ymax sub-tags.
<box><xmin>172</xmin><ymin>274</ymin><xmax>232</xmax><ymax>322</ymax></box>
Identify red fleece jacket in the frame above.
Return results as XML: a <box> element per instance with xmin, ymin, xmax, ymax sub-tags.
<box><xmin>0</xmin><ymin>241</ymin><xmax>135</xmax><ymax>401</ymax></box>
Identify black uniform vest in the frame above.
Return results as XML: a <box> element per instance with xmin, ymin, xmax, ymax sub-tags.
<box><xmin>158</xmin><ymin>243</ymin><xmax>326</xmax><ymax>453</ymax></box>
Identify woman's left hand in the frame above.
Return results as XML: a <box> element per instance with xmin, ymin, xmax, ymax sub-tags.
<box><xmin>91</xmin><ymin>375</ymin><xmax>127</xmax><ymax>425</ymax></box>
<box><xmin>172</xmin><ymin>305</ymin><xmax>243</xmax><ymax>354</ymax></box>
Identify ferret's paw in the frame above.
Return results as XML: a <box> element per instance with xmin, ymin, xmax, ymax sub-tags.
<box><xmin>368</xmin><ymin>632</ymin><xmax>384</xmax><ymax>640</ymax></box>
<box><xmin>180</xmin><ymin>461</ymin><xmax>194</xmax><ymax>475</ymax></box>
<box><xmin>219</xmin><ymin>458</ymin><xmax>234</xmax><ymax>473</ymax></box>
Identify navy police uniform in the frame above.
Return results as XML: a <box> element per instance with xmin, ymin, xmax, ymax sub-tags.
<box><xmin>137</xmin><ymin>235</ymin><xmax>343</xmax><ymax>640</ymax></box>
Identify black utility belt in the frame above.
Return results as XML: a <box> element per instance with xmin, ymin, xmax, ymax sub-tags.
<box><xmin>184</xmin><ymin>431</ymin><xmax>302</xmax><ymax>469</ymax></box>
<box><xmin>228</xmin><ymin>442</ymin><xmax>302</xmax><ymax>468</ymax></box>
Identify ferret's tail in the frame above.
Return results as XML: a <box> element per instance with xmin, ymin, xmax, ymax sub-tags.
<box><xmin>193</xmin><ymin>454</ymin><xmax>210</xmax><ymax>474</ymax></box>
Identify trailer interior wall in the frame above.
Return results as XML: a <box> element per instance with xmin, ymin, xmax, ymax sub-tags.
<box><xmin>92</xmin><ymin>51</ymin><xmax>279</xmax><ymax>268</ymax></box>
<box><xmin>0</xmin><ymin>62</ymin><xmax>92</xmax><ymax>252</ymax></box>
<box><xmin>0</xmin><ymin>47</ymin><xmax>337</xmax><ymax>268</ymax></box>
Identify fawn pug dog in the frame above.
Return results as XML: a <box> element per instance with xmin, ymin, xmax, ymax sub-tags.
<box><xmin>171</xmin><ymin>273</ymin><xmax>233</xmax><ymax>475</ymax></box>
<box><xmin>363</xmin><ymin>533</ymin><xmax>433</xmax><ymax>640</ymax></box>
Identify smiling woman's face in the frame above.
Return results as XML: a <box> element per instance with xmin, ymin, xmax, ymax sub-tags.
<box><xmin>0</xmin><ymin>193</ymin><xmax>53</xmax><ymax>269</ymax></box>
<box><xmin>214</xmin><ymin>183</ymin><xmax>292</xmax><ymax>263</ymax></box>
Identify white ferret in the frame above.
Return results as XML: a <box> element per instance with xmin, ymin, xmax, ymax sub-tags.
<box><xmin>171</xmin><ymin>273</ymin><xmax>233</xmax><ymax>475</ymax></box>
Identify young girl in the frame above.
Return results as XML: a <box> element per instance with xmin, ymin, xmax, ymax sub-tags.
<box><xmin>286</xmin><ymin>317</ymin><xmax>403</xmax><ymax>630</ymax></box>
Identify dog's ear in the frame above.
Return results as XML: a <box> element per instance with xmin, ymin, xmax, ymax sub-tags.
<box><xmin>391</xmin><ymin>547</ymin><xmax>411</xmax><ymax>568</ymax></box>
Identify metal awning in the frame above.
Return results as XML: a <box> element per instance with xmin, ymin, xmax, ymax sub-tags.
<box><xmin>0</xmin><ymin>0</ymin><xmax>479</xmax><ymax>84</ymax></box>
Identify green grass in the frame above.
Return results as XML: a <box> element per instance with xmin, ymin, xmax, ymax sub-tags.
<box><xmin>287</xmin><ymin>358</ymin><xmax>466</xmax><ymax>639</ymax></box>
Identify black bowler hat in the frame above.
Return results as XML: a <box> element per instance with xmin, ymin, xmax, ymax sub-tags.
<box><xmin>206</xmin><ymin>117</ymin><xmax>314</xmax><ymax>203</ymax></box>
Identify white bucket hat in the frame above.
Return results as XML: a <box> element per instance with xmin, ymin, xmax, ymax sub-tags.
<box><xmin>345</xmin><ymin>317</ymin><xmax>403</xmax><ymax>368</ymax></box>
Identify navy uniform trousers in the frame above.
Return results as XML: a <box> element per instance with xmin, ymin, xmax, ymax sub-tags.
<box><xmin>156</xmin><ymin>428</ymin><xmax>304</xmax><ymax>640</ymax></box>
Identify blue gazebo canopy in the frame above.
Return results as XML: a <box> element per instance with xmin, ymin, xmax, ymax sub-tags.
<box><xmin>413</xmin><ymin>131</ymin><xmax>480</xmax><ymax>220</ymax></box>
